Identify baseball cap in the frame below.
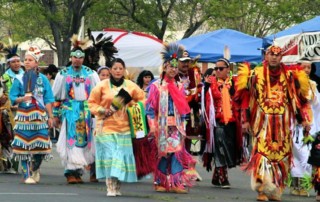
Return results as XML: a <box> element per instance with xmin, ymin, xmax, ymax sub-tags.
<box><xmin>179</xmin><ymin>50</ymin><xmax>191</xmax><ymax>61</ymax></box>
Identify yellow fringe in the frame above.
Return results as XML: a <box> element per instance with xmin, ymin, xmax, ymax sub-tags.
<box><xmin>236</xmin><ymin>63</ymin><xmax>251</xmax><ymax>91</ymax></box>
<box><xmin>266</xmin><ymin>66</ymin><xmax>271</xmax><ymax>99</ymax></box>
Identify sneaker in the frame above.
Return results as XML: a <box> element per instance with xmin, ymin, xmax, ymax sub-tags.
<box><xmin>211</xmin><ymin>179</ymin><xmax>221</xmax><ymax>187</ymax></box>
<box><xmin>221</xmin><ymin>180</ymin><xmax>231</xmax><ymax>189</ymax></box>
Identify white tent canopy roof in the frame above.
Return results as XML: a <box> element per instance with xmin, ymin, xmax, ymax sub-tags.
<box><xmin>92</xmin><ymin>29</ymin><xmax>163</xmax><ymax>71</ymax></box>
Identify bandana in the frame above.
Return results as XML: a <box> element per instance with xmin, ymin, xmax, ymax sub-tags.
<box><xmin>70</xmin><ymin>50</ymin><xmax>85</xmax><ymax>58</ymax></box>
<box><xmin>267</xmin><ymin>45</ymin><xmax>282</xmax><ymax>55</ymax></box>
<box><xmin>7</xmin><ymin>56</ymin><xmax>21</xmax><ymax>63</ymax></box>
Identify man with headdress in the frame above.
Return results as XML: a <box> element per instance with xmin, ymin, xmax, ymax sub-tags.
<box><xmin>175</xmin><ymin>50</ymin><xmax>202</xmax><ymax>153</ymax></box>
<box><xmin>235</xmin><ymin>45</ymin><xmax>312</xmax><ymax>201</ymax></box>
<box><xmin>52</xmin><ymin>35</ymin><xmax>100</xmax><ymax>184</ymax></box>
<box><xmin>0</xmin><ymin>44</ymin><xmax>23</xmax><ymax>173</ymax></box>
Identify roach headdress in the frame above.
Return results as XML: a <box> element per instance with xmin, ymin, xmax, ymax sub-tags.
<box><xmin>3</xmin><ymin>44</ymin><xmax>20</xmax><ymax>62</ymax></box>
<box><xmin>161</xmin><ymin>42</ymin><xmax>184</xmax><ymax>67</ymax></box>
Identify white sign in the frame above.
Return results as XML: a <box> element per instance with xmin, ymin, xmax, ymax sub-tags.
<box><xmin>274</xmin><ymin>31</ymin><xmax>320</xmax><ymax>63</ymax></box>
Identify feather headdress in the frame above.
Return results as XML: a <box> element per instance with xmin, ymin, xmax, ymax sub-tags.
<box><xmin>161</xmin><ymin>42</ymin><xmax>184</xmax><ymax>66</ymax></box>
<box><xmin>70</xmin><ymin>34</ymin><xmax>90</xmax><ymax>51</ymax></box>
<box><xmin>87</xmin><ymin>29</ymin><xmax>118</xmax><ymax>67</ymax></box>
<box><xmin>83</xmin><ymin>29</ymin><xmax>118</xmax><ymax>69</ymax></box>
<box><xmin>3</xmin><ymin>44</ymin><xmax>20</xmax><ymax>62</ymax></box>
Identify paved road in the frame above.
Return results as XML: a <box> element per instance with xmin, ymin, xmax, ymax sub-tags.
<box><xmin>0</xmin><ymin>145</ymin><xmax>317</xmax><ymax>202</ymax></box>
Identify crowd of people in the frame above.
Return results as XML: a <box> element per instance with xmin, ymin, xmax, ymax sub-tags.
<box><xmin>0</xmin><ymin>37</ymin><xmax>320</xmax><ymax>202</ymax></box>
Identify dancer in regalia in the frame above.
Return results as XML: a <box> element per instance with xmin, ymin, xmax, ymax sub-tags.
<box><xmin>146</xmin><ymin>43</ymin><xmax>196</xmax><ymax>193</ymax></box>
<box><xmin>52</xmin><ymin>35</ymin><xmax>100</xmax><ymax>184</ymax></box>
<box><xmin>10</xmin><ymin>45</ymin><xmax>54</xmax><ymax>184</ymax></box>
<box><xmin>88</xmin><ymin>58</ymin><xmax>145</xmax><ymax>196</ymax></box>
<box><xmin>236</xmin><ymin>45</ymin><xmax>312</xmax><ymax>201</ymax></box>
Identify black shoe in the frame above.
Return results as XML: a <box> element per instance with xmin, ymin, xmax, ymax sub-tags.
<box><xmin>221</xmin><ymin>180</ymin><xmax>230</xmax><ymax>189</ymax></box>
<box><xmin>211</xmin><ymin>179</ymin><xmax>221</xmax><ymax>187</ymax></box>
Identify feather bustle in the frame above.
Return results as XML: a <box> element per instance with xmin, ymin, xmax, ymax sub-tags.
<box><xmin>70</xmin><ymin>34</ymin><xmax>90</xmax><ymax>50</ymax></box>
<box><xmin>235</xmin><ymin>63</ymin><xmax>251</xmax><ymax>91</ymax></box>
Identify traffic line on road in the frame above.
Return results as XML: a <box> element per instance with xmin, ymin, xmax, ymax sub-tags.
<box><xmin>0</xmin><ymin>193</ymin><xmax>78</xmax><ymax>195</ymax></box>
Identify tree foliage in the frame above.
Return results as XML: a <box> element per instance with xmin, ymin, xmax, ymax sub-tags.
<box><xmin>86</xmin><ymin>0</ymin><xmax>213</xmax><ymax>41</ymax></box>
<box><xmin>1</xmin><ymin>0</ymin><xmax>319</xmax><ymax>66</ymax></box>
<box><xmin>3</xmin><ymin>0</ymin><xmax>95</xmax><ymax>66</ymax></box>
<box><xmin>87</xmin><ymin>0</ymin><xmax>319</xmax><ymax>39</ymax></box>
<box><xmin>207</xmin><ymin>0</ymin><xmax>320</xmax><ymax>37</ymax></box>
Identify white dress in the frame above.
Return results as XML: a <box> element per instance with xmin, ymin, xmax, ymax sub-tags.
<box><xmin>291</xmin><ymin>80</ymin><xmax>320</xmax><ymax>177</ymax></box>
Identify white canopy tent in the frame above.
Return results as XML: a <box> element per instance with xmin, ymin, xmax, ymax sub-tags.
<box><xmin>92</xmin><ymin>29</ymin><xmax>163</xmax><ymax>73</ymax></box>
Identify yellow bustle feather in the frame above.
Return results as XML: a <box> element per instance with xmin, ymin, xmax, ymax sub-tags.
<box><xmin>294</xmin><ymin>69</ymin><xmax>310</xmax><ymax>98</ymax></box>
<box><xmin>236</xmin><ymin>63</ymin><xmax>251</xmax><ymax>91</ymax></box>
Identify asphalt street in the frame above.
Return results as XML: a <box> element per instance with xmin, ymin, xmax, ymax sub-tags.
<box><xmin>0</xmin><ymin>145</ymin><xmax>317</xmax><ymax>202</ymax></box>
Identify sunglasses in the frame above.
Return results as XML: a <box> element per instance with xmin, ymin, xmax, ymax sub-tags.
<box><xmin>214</xmin><ymin>66</ymin><xmax>227</xmax><ymax>71</ymax></box>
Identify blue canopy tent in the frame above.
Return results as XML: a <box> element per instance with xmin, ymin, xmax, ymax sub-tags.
<box><xmin>177</xmin><ymin>29</ymin><xmax>262</xmax><ymax>63</ymax></box>
<box><xmin>263</xmin><ymin>16</ymin><xmax>320</xmax><ymax>48</ymax></box>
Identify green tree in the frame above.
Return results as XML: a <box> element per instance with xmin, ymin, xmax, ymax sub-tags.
<box><xmin>1</xmin><ymin>0</ymin><xmax>319</xmax><ymax>67</ymax></box>
<box><xmin>86</xmin><ymin>0</ymin><xmax>214</xmax><ymax>41</ymax></box>
<box><xmin>206</xmin><ymin>0</ymin><xmax>319</xmax><ymax>37</ymax></box>
<box><xmin>87</xmin><ymin>0</ymin><xmax>319</xmax><ymax>40</ymax></box>
<box><xmin>4</xmin><ymin>0</ymin><xmax>95</xmax><ymax>66</ymax></box>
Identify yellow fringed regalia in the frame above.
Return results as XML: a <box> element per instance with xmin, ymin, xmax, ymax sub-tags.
<box><xmin>236</xmin><ymin>62</ymin><xmax>311</xmax><ymax>198</ymax></box>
